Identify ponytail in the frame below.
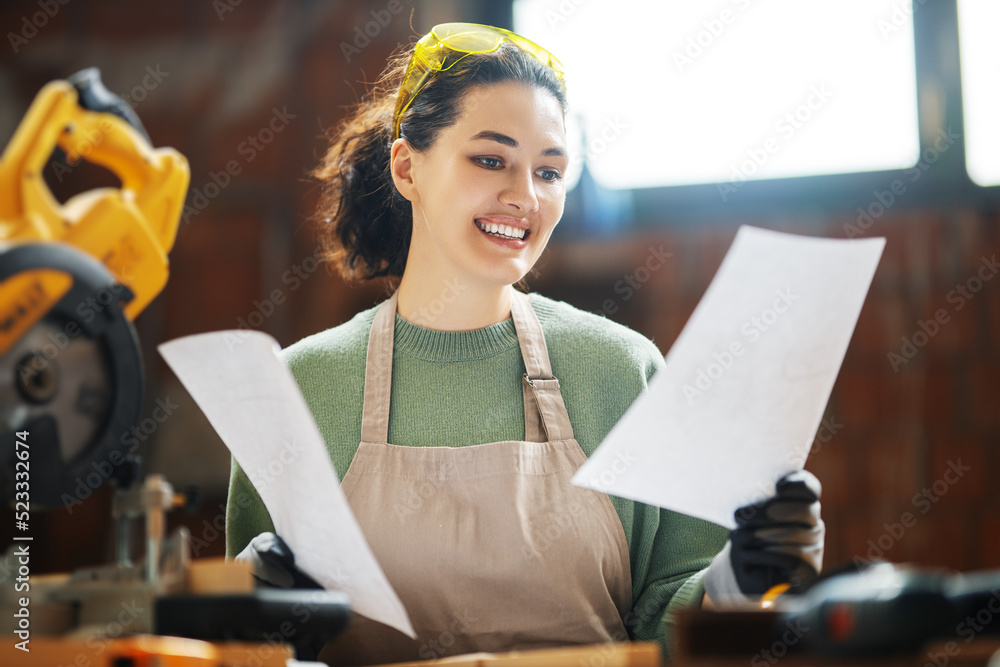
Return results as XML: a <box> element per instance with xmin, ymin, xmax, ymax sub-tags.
<box><xmin>312</xmin><ymin>51</ymin><xmax>411</xmax><ymax>282</ymax></box>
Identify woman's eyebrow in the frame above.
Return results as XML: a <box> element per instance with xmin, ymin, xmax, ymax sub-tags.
<box><xmin>469</xmin><ymin>130</ymin><xmax>567</xmax><ymax>158</ymax></box>
<box><xmin>470</xmin><ymin>130</ymin><xmax>517</xmax><ymax>147</ymax></box>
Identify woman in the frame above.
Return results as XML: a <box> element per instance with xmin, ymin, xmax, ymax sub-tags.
<box><xmin>226</xmin><ymin>22</ymin><xmax>824</xmax><ymax>665</ymax></box>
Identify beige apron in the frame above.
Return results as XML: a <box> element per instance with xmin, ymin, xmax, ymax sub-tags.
<box><xmin>320</xmin><ymin>291</ymin><xmax>632</xmax><ymax>666</ymax></box>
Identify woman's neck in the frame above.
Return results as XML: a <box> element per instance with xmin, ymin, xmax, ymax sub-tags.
<box><xmin>395</xmin><ymin>273</ymin><xmax>514</xmax><ymax>332</ymax></box>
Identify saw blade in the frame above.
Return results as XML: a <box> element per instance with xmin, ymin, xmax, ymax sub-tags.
<box><xmin>0</xmin><ymin>313</ymin><xmax>113</xmax><ymax>465</ymax></box>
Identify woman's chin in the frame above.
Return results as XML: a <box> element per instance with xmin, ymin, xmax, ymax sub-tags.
<box><xmin>451</xmin><ymin>255</ymin><xmax>528</xmax><ymax>288</ymax></box>
<box><xmin>482</xmin><ymin>265</ymin><xmax>533</xmax><ymax>289</ymax></box>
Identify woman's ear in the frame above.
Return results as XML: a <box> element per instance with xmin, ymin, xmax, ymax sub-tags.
<box><xmin>390</xmin><ymin>138</ymin><xmax>419</xmax><ymax>203</ymax></box>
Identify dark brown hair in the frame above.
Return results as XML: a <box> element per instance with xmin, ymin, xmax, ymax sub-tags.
<box><xmin>312</xmin><ymin>39</ymin><xmax>568</xmax><ymax>283</ymax></box>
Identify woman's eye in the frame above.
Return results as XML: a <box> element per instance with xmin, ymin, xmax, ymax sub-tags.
<box><xmin>537</xmin><ymin>169</ymin><xmax>562</xmax><ymax>182</ymax></box>
<box><xmin>474</xmin><ymin>157</ymin><xmax>503</xmax><ymax>169</ymax></box>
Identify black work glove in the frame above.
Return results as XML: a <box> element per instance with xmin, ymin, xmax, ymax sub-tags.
<box><xmin>704</xmin><ymin>470</ymin><xmax>825</xmax><ymax>606</ymax></box>
<box><xmin>234</xmin><ymin>532</ymin><xmax>324</xmax><ymax>589</ymax></box>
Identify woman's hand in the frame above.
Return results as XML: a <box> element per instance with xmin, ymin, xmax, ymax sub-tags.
<box><xmin>704</xmin><ymin>470</ymin><xmax>825</xmax><ymax>607</ymax></box>
<box><xmin>235</xmin><ymin>532</ymin><xmax>324</xmax><ymax>589</ymax></box>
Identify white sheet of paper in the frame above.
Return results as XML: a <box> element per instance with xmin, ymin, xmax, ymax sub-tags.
<box><xmin>573</xmin><ymin>226</ymin><xmax>884</xmax><ymax>528</ymax></box>
<box><xmin>158</xmin><ymin>332</ymin><xmax>415</xmax><ymax>638</ymax></box>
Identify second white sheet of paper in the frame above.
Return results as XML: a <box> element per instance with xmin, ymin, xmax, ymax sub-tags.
<box><xmin>573</xmin><ymin>226</ymin><xmax>885</xmax><ymax>528</ymax></box>
<box><xmin>159</xmin><ymin>332</ymin><xmax>415</xmax><ymax>638</ymax></box>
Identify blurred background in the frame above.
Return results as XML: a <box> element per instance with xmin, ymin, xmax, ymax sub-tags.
<box><xmin>1</xmin><ymin>0</ymin><xmax>997</xmax><ymax>576</ymax></box>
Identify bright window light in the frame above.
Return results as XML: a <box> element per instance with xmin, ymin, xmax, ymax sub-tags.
<box><xmin>514</xmin><ymin>0</ymin><xmax>921</xmax><ymax>191</ymax></box>
<box><xmin>958</xmin><ymin>0</ymin><xmax>1000</xmax><ymax>187</ymax></box>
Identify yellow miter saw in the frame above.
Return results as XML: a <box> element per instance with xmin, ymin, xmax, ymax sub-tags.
<box><xmin>1</xmin><ymin>71</ymin><xmax>350</xmax><ymax>667</ymax></box>
<box><xmin>0</xmin><ymin>67</ymin><xmax>187</xmax><ymax>505</ymax></box>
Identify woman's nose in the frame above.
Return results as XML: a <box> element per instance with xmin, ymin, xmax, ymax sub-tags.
<box><xmin>499</xmin><ymin>169</ymin><xmax>539</xmax><ymax>213</ymax></box>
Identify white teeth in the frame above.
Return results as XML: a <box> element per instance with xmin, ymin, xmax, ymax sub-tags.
<box><xmin>477</xmin><ymin>220</ymin><xmax>526</xmax><ymax>240</ymax></box>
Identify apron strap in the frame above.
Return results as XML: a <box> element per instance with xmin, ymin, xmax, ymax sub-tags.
<box><xmin>360</xmin><ymin>290</ymin><xmax>575</xmax><ymax>444</ymax></box>
<box><xmin>360</xmin><ymin>291</ymin><xmax>397</xmax><ymax>444</ymax></box>
<box><xmin>511</xmin><ymin>291</ymin><xmax>575</xmax><ymax>443</ymax></box>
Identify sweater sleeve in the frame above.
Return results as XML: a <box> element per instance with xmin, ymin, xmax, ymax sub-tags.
<box><xmin>627</xmin><ymin>507</ymin><xmax>729</xmax><ymax>661</ymax></box>
<box><xmin>225</xmin><ymin>455</ymin><xmax>275</xmax><ymax>558</ymax></box>
<box><xmin>624</xmin><ymin>352</ymin><xmax>731</xmax><ymax>661</ymax></box>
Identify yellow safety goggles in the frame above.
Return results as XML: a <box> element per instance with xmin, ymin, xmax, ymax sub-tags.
<box><xmin>392</xmin><ymin>22</ymin><xmax>566</xmax><ymax>140</ymax></box>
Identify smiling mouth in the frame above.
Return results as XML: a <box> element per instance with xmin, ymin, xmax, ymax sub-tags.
<box><xmin>475</xmin><ymin>220</ymin><xmax>529</xmax><ymax>241</ymax></box>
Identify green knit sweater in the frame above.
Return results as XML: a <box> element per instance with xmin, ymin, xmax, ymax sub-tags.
<box><xmin>225</xmin><ymin>293</ymin><xmax>729</xmax><ymax>658</ymax></box>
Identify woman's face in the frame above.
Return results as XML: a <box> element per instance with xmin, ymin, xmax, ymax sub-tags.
<box><xmin>397</xmin><ymin>81</ymin><xmax>568</xmax><ymax>291</ymax></box>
